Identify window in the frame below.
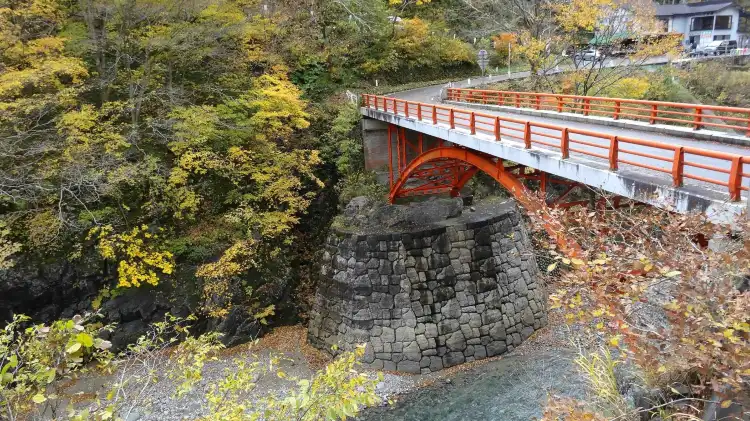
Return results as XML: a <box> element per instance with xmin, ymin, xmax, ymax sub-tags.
<box><xmin>658</xmin><ymin>18</ymin><xmax>669</xmax><ymax>31</ymax></box>
<box><xmin>714</xmin><ymin>34</ymin><xmax>730</xmax><ymax>40</ymax></box>
<box><xmin>715</xmin><ymin>15</ymin><xmax>732</xmax><ymax>29</ymax></box>
<box><xmin>691</xmin><ymin>16</ymin><xmax>714</xmax><ymax>31</ymax></box>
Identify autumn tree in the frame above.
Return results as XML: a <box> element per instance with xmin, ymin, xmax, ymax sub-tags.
<box><xmin>277</xmin><ymin>0</ymin><xmax>472</xmax><ymax>93</ymax></box>
<box><xmin>548</xmin><ymin>0</ymin><xmax>680</xmax><ymax>96</ymax></box>
<box><xmin>454</xmin><ymin>0</ymin><xmax>679</xmax><ymax>94</ymax></box>
<box><xmin>529</xmin><ymin>196</ymin><xmax>750</xmax><ymax>419</ymax></box>
<box><xmin>0</xmin><ymin>0</ymin><xmax>323</xmax><ymax>320</ymax></box>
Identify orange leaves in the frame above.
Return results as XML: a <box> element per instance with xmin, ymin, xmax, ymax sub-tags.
<box><xmin>527</xmin><ymin>189</ymin><xmax>750</xmax><ymax>399</ymax></box>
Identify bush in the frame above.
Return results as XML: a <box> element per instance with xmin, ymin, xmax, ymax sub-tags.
<box><xmin>1</xmin><ymin>314</ymin><xmax>381</xmax><ymax>421</ymax></box>
<box><xmin>338</xmin><ymin>171</ymin><xmax>389</xmax><ymax>206</ymax></box>
<box><xmin>531</xmin><ymin>196</ymin><xmax>750</xmax><ymax>419</ymax></box>
<box><xmin>682</xmin><ymin>62</ymin><xmax>750</xmax><ymax>107</ymax></box>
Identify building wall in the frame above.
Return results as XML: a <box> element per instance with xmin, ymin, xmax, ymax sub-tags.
<box><xmin>671</xmin><ymin>7</ymin><xmax>742</xmax><ymax>47</ymax></box>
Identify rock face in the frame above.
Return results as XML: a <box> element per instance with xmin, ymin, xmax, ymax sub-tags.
<box><xmin>308</xmin><ymin>200</ymin><xmax>547</xmax><ymax>374</ymax></box>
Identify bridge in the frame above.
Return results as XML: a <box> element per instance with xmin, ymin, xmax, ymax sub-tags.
<box><xmin>359</xmin><ymin>90</ymin><xmax>750</xmax><ymax>235</ymax></box>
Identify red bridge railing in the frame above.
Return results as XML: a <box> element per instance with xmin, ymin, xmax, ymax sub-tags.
<box><xmin>446</xmin><ymin>88</ymin><xmax>750</xmax><ymax>137</ymax></box>
<box><xmin>361</xmin><ymin>94</ymin><xmax>750</xmax><ymax>201</ymax></box>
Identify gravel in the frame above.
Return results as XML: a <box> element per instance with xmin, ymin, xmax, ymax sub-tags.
<box><xmin>42</xmin><ymin>291</ymin><xmax>589</xmax><ymax>421</ymax></box>
<box><xmin>49</xmin><ymin>327</ymin><xmax>421</xmax><ymax>421</ymax></box>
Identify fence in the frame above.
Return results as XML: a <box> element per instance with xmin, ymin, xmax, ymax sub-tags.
<box><xmin>361</xmin><ymin>94</ymin><xmax>750</xmax><ymax>201</ymax></box>
<box><xmin>445</xmin><ymin>88</ymin><xmax>750</xmax><ymax>137</ymax></box>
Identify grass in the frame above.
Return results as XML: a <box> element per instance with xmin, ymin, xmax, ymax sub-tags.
<box><xmin>575</xmin><ymin>346</ymin><xmax>638</xmax><ymax>421</ymax></box>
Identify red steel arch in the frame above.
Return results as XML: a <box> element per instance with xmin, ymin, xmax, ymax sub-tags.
<box><xmin>389</xmin><ymin>146</ymin><xmax>581</xmax><ymax>256</ymax></box>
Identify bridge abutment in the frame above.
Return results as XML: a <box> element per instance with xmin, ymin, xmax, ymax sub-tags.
<box><xmin>308</xmin><ymin>200</ymin><xmax>547</xmax><ymax>374</ymax></box>
<box><xmin>361</xmin><ymin>118</ymin><xmax>391</xmax><ymax>183</ymax></box>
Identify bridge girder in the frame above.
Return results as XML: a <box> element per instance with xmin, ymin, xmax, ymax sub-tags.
<box><xmin>386</xmin><ymin>124</ymin><xmax>639</xmax><ymax>256</ymax></box>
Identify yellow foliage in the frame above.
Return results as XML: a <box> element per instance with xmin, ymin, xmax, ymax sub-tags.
<box><xmin>57</xmin><ymin>105</ymin><xmax>129</xmax><ymax>157</ymax></box>
<box><xmin>0</xmin><ymin>221</ymin><xmax>22</xmax><ymax>269</ymax></box>
<box><xmin>389</xmin><ymin>0</ymin><xmax>431</xmax><ymax>5</ymax></box>
<box><xmin>604</xmin><ymin>77</ymin><xmax>650</xmax><ymax>100</ymax></box>
<box><xmin>0</xmin><ymin>1</ymin><xmax>87</xmax><ymax>100</ymax></box>
<box><xmin>27</xmin><ymin>210</ymin><xmax>62</xmax><ymax>248</ymax></box>
<box><xmin>244</xmin><ymin>72</ymin><xmax>310</xmax><ymax>143</ymax></box>
<box><xmin>555</xmin><ymin>0</ymin><xmax>615</xmax><ymax>32</ymax></box>
<box><xmin>88</xmin><ymin>225</ymin><xmax>174</xmax><ymax>288</ymax></box>
<box><xmin>196</xmin><ymin>240</ymin><xmax>254</xmax><ymax>281</ymax></box>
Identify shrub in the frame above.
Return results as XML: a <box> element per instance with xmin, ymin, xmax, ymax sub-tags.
<box><xmin>1</xmin><ymin>314</ymin><xmax>380</xmax><ymax>421</ymax></box>
<box><xmin>531</xmin><ymin>195</ymin><xmax>750</xmax><ymax>419</ymax></box>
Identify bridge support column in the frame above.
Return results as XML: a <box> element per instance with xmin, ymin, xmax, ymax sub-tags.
<box><xmin>362</xmin><ymin>117</ymin><xmax>395</xmax><ymax>184</ymax></box>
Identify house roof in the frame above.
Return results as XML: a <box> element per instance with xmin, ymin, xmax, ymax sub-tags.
<box><xmin>655</xmin><ymin>0</ymin><xmax>735</xmax><ymax>17</ymax></box>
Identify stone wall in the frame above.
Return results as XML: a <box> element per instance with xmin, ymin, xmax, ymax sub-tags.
<box><xmin>308</xmin><ymin>202</ymin><xmax>547</xmax><ymax>374</ymax></box>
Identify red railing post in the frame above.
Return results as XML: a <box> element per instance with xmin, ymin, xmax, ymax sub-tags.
<box><xmin>614</xmin><ymin>101</ymin><xmax>620</xmax><ymax>120</ymax></box>
<box><xmin>536</xmin><ymin>95</ymin><xmax>541</xmax><ymax>110</ymax></box>
<box><xmin>400</xmin><ymin>128</ymin><xmax>406</xmax><ymax>172</ymax></box>
<box><xmin>417</xmin><ymin>103</ymin><xmax>422</xmax><ymax>121</ymax></box>
<box><xmin>450</xmin><ymin>109</ymin><xmax>455</xmax><ymax>129</ymax></box>
<box><xmin>432</xmin><ymin>105</ymin><xmax>437</xmax><ymax>124</ymax></box>
<box><xmin>557</xmin><ymin>96</ymin><xmax>563</xmax><ymax>113</ymax></box>
<box><xmin>524</xmin><ymin>121</ymin><xmax>531</xmax><ymax>149</ymax></box>
<box><xmin>515</xmin><ymin>93</ymin><xmax>520</xmax><ymax>108</ymax></box>
<box><xmin>693</xmin><ymin>108</ymin><xmax>703</xmax><ymax>130</ymax></box>
<box><xmin>482</xmin><ymin>91</ymin><xmax>487</xmax><ymax>104</ymax></box>
<box><xmin>396</xmin><ymin>127</ymin><xmax>402</xmax><ymax>173</ymax></box>
<box><xmin>561</xmin><ymin>128</ymin><xmax>570</xmax><ymax>159</ymax></box>
<box><xmin>583</xmin><ymin>99</ymin><xmax>590</xmax><ymax>116</ymax></box>
<box><xmin>405</xmin><ymin>101</ymin><xmax>409</xmax><ymax>118</ymax></box>
<box><xmin>729</xmin><ymin>156</ymin><xmax>743</xmax><ymax>201</ymax></box>
<box><xmin>650</xmin><ymin>104</ymin><xmax>657</xmax><ymax>124</ymax></box>
<box><xmin>387</xmin><ymin>124</ymin><xmax>393</xmax><ymax>189</ymax></box>
<box><xmin>494</xmin><ymin>116</ymin><xmax>501</xmax><ymax>141</ymax></box>
<box><xmin>374</xmin><ymin>96</ymin><xmax>379</xmax><ymax>111</ymax></box>
<box><xmin>470</xmin><ymin>112</ymin><xmax>476</xmax><ymax>135</ymax></box>
<box><xmin>746</xmin><ymin>112</ymin><xmax>750</xmax><ymax>137</ymax></box>
<box><xmin>609</xmin><ymin>136</ymin><xmax>619</xmax><ymax>170</ymax></box>
<box><xmin>672</xmin><ymin>147</ymin><xmax>684</xmax><ymax>187</ymax></box>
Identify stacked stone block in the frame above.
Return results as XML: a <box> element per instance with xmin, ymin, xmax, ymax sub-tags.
<box><xmin>307</xmin><ymin>204</ymin><xmax>547</xmax><ymax>374</ymax></box>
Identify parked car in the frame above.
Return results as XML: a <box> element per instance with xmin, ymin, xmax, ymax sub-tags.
<box><xmin>701</xmin><ymin>40</ymin><xmax>737</xmax><ymax>55</ymax></box>
<box><xmin>574</xmin><ymin>48</ymin><xmax>605</xmax><ymax>62</ymax></box>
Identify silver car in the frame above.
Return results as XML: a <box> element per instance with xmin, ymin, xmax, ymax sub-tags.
<box><xmin>574</xmin><ymin>48</ymin><xmax>605</xmax><ymax>62</ymax></box>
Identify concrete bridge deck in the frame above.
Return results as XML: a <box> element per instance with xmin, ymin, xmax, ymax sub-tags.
<box><xmin>360</xmin><ymin>95</ymin><xmax>750</xmax><ymax>224</ymax></box>
<box><xmin>435</xmin><ymin>102</ymin><xmax>750</xmax><ymax>196</ymax></box>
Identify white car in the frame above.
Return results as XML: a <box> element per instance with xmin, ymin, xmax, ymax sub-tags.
<box><xmin>700</xmin><ymin>40</ymin><xmax>737</xmax><ymax>55</ymax></box>
<box><xmin>700</xmin><ymin>40</ymin><xmax>723</xmax><ymax>55</ymax></box>
<box><xmin>575</xmin><ymin>48</ymin><xmax>605</xmax><ymax>62</ymax></box>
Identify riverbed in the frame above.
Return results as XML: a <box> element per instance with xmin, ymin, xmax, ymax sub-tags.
<box><xmin>359</xmin><ymin>348</ymin><xmax>586</xmax><ymax>421</ymax></box>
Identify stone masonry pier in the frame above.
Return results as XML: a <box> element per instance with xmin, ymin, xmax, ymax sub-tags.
<box><xmin>307</xmin><ymin>199</ymin><xmax>547</xmax><ymax>374</ymax></box>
